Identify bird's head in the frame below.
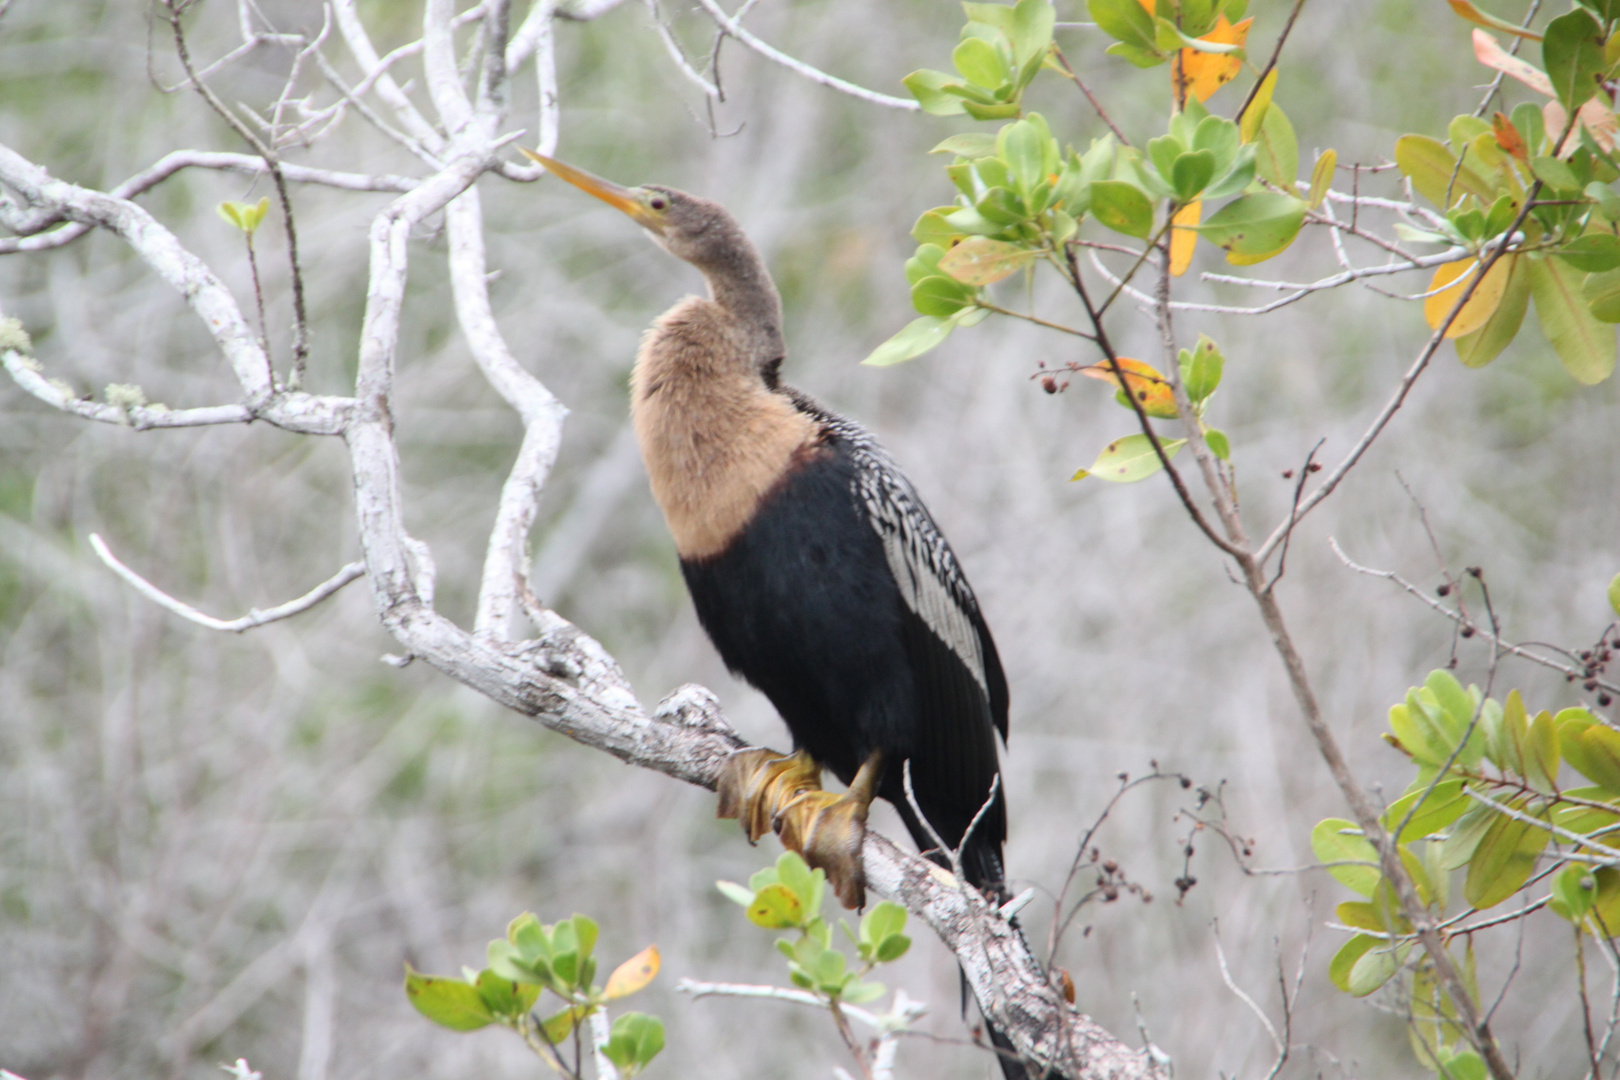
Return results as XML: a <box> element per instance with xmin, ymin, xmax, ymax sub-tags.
<box><xmin>522</xmin><ymin>151</ymin><xmax>738</xmax><ymax>270</ymax></box>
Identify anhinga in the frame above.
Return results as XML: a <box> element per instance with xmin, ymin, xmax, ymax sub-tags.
<box><xmin>522</xmin><ymin>150</ymin><xmax>1009</xmax><ymax>916</ymax></box>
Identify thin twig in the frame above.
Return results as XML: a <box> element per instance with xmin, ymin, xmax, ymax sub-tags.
<box><xmin>690</xmin><ymin>0</ymin><xmax>918</xmax><ymax>110</ymax></box>
<box><xmin>164</xmin><ymin>0</ymin><xmax>311</xmax><ymax>384</ymax></box>
<box><xmin>90</xmin><ymin>533</ymin><xmax>365</xmax><ymax>633</ymax></box>
<box><xmin>1213</xmin><ymin>921</ymin><xmax>1283</xmax><ymax>1058</ymax></box>
<box><xmin>1328</xmin><ymin>539</ymin><xmax>1620</xmax><ymax>695</ymax></box>
<box><xmin>1234</xmin><ymin>0</ymin><xmax>1310</xmax><ymax>127</ymax></box>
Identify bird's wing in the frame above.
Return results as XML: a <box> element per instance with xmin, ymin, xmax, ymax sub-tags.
<box><xmin>785</xmin><ymin>390</ymin><xmax>1009</xmax><ymax>743</ymax></box>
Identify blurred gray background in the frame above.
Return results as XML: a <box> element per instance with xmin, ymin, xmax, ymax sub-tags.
<box><xmin>2</xmin><ymin>1</ymin><xmax>1617</xmax><ymax>1077</ymax></box>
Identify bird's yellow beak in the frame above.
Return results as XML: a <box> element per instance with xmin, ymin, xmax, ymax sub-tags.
<box><xmin>521</xmin><ymin>149</ymin><xmax>667</xmax><ymax>235</ymax></box>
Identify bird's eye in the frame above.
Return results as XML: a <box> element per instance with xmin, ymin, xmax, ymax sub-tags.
<box><xmin>649</xmin><ymin>197</ymin><xmax>667</xmax><ymax>210</ymax></box>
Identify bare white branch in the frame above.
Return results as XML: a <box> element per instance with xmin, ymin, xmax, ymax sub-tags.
<box><xmin>445</xmin><ymin>188</ymin><xmax>568</xmax><ymax>640</ymax></box>
<box><xmin>0</xmin><ymin>150</ymin><xmax>415</xmax><ymax>255</ymax></box>
<box><xmin>332</xmin><ymin>0</ymin><xmax>448</xmax><ymax>154</ymax></box>
<box><xmin>89</xmin><ymin>533</ymin><xmax>366</xmax><ymax>634</ymax></box>
<box><xmin>1213</xmin><ymin>922</ymin><xmax>1283</xmax><ymax>1058</ymax></box>
<box><xmin>643</xmin><ymin>0</ymin><xmax>721</xmax><ymax>98</ymax></box>
<box><xmin>691</xmin><ymin>0</ymin><xmax>918</xmax><ymax>110</ymax></box>
<box><xmin>589</xmin><ymin>1008</ymin><xmax>622</xmax><ymax>1080</ymax></box>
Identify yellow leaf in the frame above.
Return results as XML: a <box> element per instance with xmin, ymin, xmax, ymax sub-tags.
<box><xmin>1177</xmin><ymin>16</ymin><xmax>1252</xmax><ymax>104</ymax></box>
<box><xmin>1078</xmin><ymin>357</ymin><xmax>1179</xmax><ymax>419</ymax></box>
<box><xmin>1424</xmin><ymin>258</ymin><xmax>1510</xmax><ymax>338</ymax></box>
<box><xmin>604</xmin><ymin>945</ymin><xmax>660</xmax><ymax>1000</ymax></box>
<box><xmin>1308</xmin><ymin>149</ymin><xmax>1337</xmax><ymax>209</ymax></box>
<box><xmin>1240</xmin><ymin>68</ymin><xmax>1277</xmax><ymax>144</ymax></box>
<box><xmin>1169</xmin><ymin>200</ymin><xmax>1201</xmax><ymax>276</ymax></box>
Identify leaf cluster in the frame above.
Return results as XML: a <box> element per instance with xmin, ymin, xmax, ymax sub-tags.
<box><xmin>1315</xmin><ymin>669</ymin><xmax>1620</xmax><ymax>1074</ymax></box>
<box><xmin>1071</xmin><ymin>335</ymin><xmax>1226</xmax><ymax>481</ymax></box>
<box><xmin>405</xmin><ymin>911</ymin><xmax>664</xmax><ymax>1076</ymax></box>
<box><xmin>717</xmin><ymin>852</ymin><xmax>912</xmax><ymax>1005</ymax></box>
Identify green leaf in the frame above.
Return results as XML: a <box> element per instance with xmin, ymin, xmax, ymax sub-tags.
<box><xmin>1194</xmin><ymin>193</ymin><xmax>1305</xmax><ymax>259</ymax></box>
<box><xmin>1438</xmin><ymin>801</ymin><xmax>1498</xmax><ymax>870</ymax></box>
<box><xmin>1203</xmin><ymin>428</ymin><xmax>1229</xmax><ymax>460</ymax></box>
<box><xmin>540</xmin><ymin>1005</ymin><xmax>588</xmax><ymax>1044</ymax></box>
<box><xmin>603</xmin><ymin>1012</ymin><xmax>665</xmax><ymax>1077</ymax></box>
<box><xmin>1328</xmin><ymin>934</ymin><xmax>1378</xmax><ymax>993</ymax></box>
<box><xmin>476</xmin><ymin>969</ymin><xmax>541</xmax><ymax>1019</ymax></box>
<box><xmin>1252</xmin><ymin>103</ymin><xmax>1298</xmax><ymax>190</ymax></box>
<box><xmin>1577</xmin><ymin>723</ymin><xmax>1620</xmax><ymax>793</ymax></box>
<box><xmin>1455</xmin><ymin>254</ymin><xmax>1530</xmax><ymax>368</ymax></box>
<box><xmin>1147</xmin><ymin>135</ymin><xmax>1185</xmax><ymax>189</ymax></box>
<box><xmin>1544</xmin><ymin>8</ymin><xmax>1607</xmax><ymax>113</ymax></box>
<box><xmin>1590</xmin><ymin>181</ymin><xmax>1620</xmax><ymax>222</ymax></box>
<box><xmin>1180</xmin><ymin>334</ymin><xmax>1224</xmax><ymax>402</ymax></box>
<box><xmin>842</xmin><ymin>979</ymin><xmax>887</xmax><ymax>1004</ymax></box>
<box><xmin>1310</xmin><ymin>818</ymin><xmax>1381</xmax><ymax>896</ymax></box>
<box><xmin>1308</xmin><ymin>149</ymin><xmax>1337</xmax><ymax>209</ymax></box>
<box><xmin>1394</xmin><ymin>135</ymin><xmax>1495</xmax><ymax>210</ymax></box>
<box><xmin>1531</xmin><ymin>154</ymin><xmax>1584</xmax><ymax>192</ymax></box>
<box><xmin>963</xmin><ymin>100</ymin><xmax>1024</xmax><ymax>121</ymax></box>
<box><xmin>903</xmin><ymin>70</ymin><xmax>969</xmax><ymax>116</ymax></box>
<box><xmin>719</xmin><ymin>880</ymin><xmax>754</xmax><ymax>906</ymax></box>
<box><xmin>1089</xmin><ymin>180</ymin><xmax>1155</xmax><ymax>238</ymax></box>
<box><xmin>1526</xmin><ymin>708</ymin><xmax>1562</xmax><ymax>793</ymax></box>
<box><xmin>912</xmin><ymin>209</ymin><xmax>965</xmax><ymax>248</ymax></box>
<box><xmin>1106</xmin><ymin>40</ymin><xmax>1167</xmax><ymax>67</ymax></box>
<box><xmin>954</xmin><ymin>37</ymin><xmax>1010</xmax><ymax>89</ymax></box>
<box><xmin>874</xmin><ymin>933</ymin><xmax>911</xmax><ymax>962</ymax></box>
<box><xmin>1347</xmin><ymin>940</ymin><xmax>1407</xmax><ymax>997</ymax></box>
<box><xmin>1554</xmin><ymin>863</ymin><xmax>1599</xmax><ymax>921</ymax></box>
<box><xmin>931</xmin><ymin>133</ymin><xmax>999</xmax><ymax>158</ymax></box>
<box><xmin>1464</xmin><ymin>799</ymin><xmax>1551</xmax><ymax>909</ymax></box>
<box><xmin>1532</xmin><ymin>255</ymin><xmax>1618</xmax><ymax>383</ymax></box>
<box><xmin>1000</xmin><ymin>120</ymin><xmax>1049</xmax><ymax>196</ymax></box>
<box><xmin>860</xmin><ymin>901</ymin><xmax>907</xmax><ymax>946</ymax></box>
<box><xmin>1425</xmin><ymin>671</ymin><xmax>1477</xmax><ymax>736</ymax></box>
<box><xmin>911</xmin><ymin>275</ymin><xmax>975</xmax><ymax>317</ymax></box>
<box><xmin>404</xmin><ymin>966</ymin><xmax>495</xmax><ymax>1031</ymax></box>
<box><xmin>1072</xmin><ymin>433</ymin><xmax>1185</xmax><ymax>483</ymax></box>
<box><xmin>1382</xmin><ymin>778</ymin><xmax>1470</xmax><ymax>843</ymax></box>
<box><xmin>747</xmin><ymin>883</ymin><xmax>805</xmax><ymax>929</ymax></box>
<box><xmin>1611</xmin><ymin>571</ymin><xmax>1620</xmax><ymax>617</ymax></box>
<box><xmin>1583</xmin><ymin>266</ymin><xmax>1620</xmax><ymax>322</ymax></box>
<box><xmin>1089</xmin><ymin>0</ymin><xmax>1156</xmax><ymax>48</ymax></box>
<box><xmin>1010</xmin><ymin>0</ymin><xmax>1057</xmax><ymax>72</ymax></box>
<box><xmin>1336</xmin><ymin>900</ymin><xmax>1404</xmax><ymax>933</ymax></box>
<box><xmin>1171</xmin><ymin>150</ymin><xmax>1217</xmax><ymax>202</ymax></box>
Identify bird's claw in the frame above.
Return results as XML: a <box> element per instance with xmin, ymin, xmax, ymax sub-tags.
<box><xmin>716</xmin><ymin>748</ymin><xmax>868</xmax><ymax>909</ymax></box>
<box><xmin>776</xmin><ymin>788</ymin><xmax>869</xmax><ymax>910</ymax></box>
<box><xmin>716</xmin><ymin>748</ymin><xmax>822</xmax><ymax>843</ymax></box>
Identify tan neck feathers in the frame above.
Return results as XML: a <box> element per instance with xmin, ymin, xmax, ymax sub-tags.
<box><xmin>631</xmin><ymin>298</ymin><xmax>818</xmax><ymax>559</ymax></box>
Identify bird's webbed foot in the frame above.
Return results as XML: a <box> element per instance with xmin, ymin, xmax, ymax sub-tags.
<box><xmin>716</xmin><ymin>748</ymin><xmax>883</xmax><ymax>911</ymax></box>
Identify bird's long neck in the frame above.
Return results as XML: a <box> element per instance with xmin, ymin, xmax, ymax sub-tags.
<box><xmin>691</xmin><ymin>230</ymin><xmax>785</xmax><ymax>372</ymax></box>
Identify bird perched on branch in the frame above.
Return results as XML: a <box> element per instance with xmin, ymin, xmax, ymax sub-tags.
<box><xmin>522</xmin><ymin>150</ymin><xmax>1009</xmax><ymax>917</ymax></box>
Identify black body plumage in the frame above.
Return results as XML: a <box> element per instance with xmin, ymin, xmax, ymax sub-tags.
<box><xmin>681</xmin><ymin>390</ymin><xmax>1009</xmax><ymax>896</ymax></box>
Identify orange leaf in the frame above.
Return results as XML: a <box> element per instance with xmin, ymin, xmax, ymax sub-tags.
<box><xmin>1425</xmin><ymin>258</ymin><xmax>1510</xmax><ymax>338</ymax></box>
<box><xmin>1079</xmin><ymin>357</ymin><xmax>1179</xmax><ymax>419</ymax></box>
<box><xmin>1178</xmin><ymin>16</ymin><xmax>1252</xmax><ymax>105</ymax></box>
<box><xmin>1492</xmin><ymin>111</ymin><xmax>1528</xmax><ymax>163</ymax></box>
<box><xmin>1472</xmin><ymin>28</ymin><xmax>1553</xmax><ymax>97</ymax></box>
<box><xmin>1170</xmin><ymin>199</ymin><xmax>1201</xmax><ymax>277</ymax></box>
<box><xmin>603</xmin><ymin>945</ymin><xmax>660</xmax><ymax>1000</ymax></box>
<box><xmin>1546</xmin><ymin>98</ymin><xmax>1620</xmax><ymax>154</ymax></box>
